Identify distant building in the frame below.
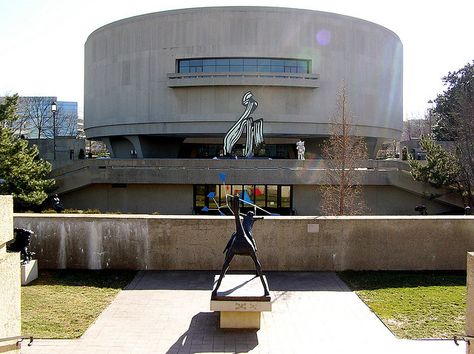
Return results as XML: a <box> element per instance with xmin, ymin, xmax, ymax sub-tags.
<box><xmin>14</xmin><ymin>96</ymin><xmax>80</xmax><ymax>139</ymax></box>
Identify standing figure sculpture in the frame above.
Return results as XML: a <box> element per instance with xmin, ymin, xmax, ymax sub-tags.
<box><xmin>296</xmin><ymin>139</ymin><xmax>305</xmax><ymax>160</ymax></box>
<box><xmin>212</xmin><ymin>195</ymin><xmax>269</xmax><ymax>296</ymax></box>
<box><xmin>223</xmin><ymin>91</ymin><xmax>264</xmax><ymax>158</ymax></box>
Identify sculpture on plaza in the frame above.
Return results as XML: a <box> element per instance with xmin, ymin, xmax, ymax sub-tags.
<box><xmin>7</xmin><ymin>228</ymin><xmax>35</xmax><ymax>264</ymax></box>
<box><xmin>212</xmin><ymin>194</ymin><xmax>269</xmax><ymax>296</ymax></box>
<box><xmin>223</xmin><ymin>91</ymin><xmax>264</xmax><ymax>158</ymax></box>
<box><xmin>296</xmin><ymin>139</ymin><xmax>305</xmax><ymax>160</ymax></box>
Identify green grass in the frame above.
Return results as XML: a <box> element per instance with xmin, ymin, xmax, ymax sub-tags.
<box><xmin>339</xmin><ymin>271</ymin><xmax>466</xmax><ymax>339</ymax></box>
<box><xmin>22</xmin><ymin>270</ymin><xmax>137</xmax><ymax>339</ymax></box>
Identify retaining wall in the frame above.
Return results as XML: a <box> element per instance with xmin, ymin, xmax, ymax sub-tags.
<box><xmin>14</xmin><ymin>214</ymin><xmax>474</xmax><ymax>271</ymax></box>
<box><xmin>1</xmin><ymin>196</ymin><xmax>20</xmax><ymax>354</ymax></box>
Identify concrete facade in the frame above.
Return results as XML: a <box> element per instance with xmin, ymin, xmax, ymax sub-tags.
<box><xmin>14</xmin><ymin>214</ymin><xmax>474</xmax><ymax>271</ymax></box>
<box><xmin>84</xmin><ymin>7</ymin><xmax>402</xmax><ymax>158</ymax></box>
<box><xmin>50</xmin><ymin>159</ymin><xmax>462</xmax><ymax>215</ymax></box>
<box><xmin>0</xmin><ymin>196</ymin><xmax>20</xmax><ymax>354</ymax></box>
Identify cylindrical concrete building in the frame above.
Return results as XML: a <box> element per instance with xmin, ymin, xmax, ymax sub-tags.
<box><xmin>84</xmin><ymin>7</ymin><xmax>402</xmax><ymax>159</ymax></box>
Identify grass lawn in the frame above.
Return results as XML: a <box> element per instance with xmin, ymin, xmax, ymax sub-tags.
<box><xmin>22</xmin><ymin>270</ymin><xmax>137</xmax><ymax>339</ymax></box>
<box><xmin>339</xmin><ymin>271</ymin><xmax>466</xmax><ymax>339</ymax></box>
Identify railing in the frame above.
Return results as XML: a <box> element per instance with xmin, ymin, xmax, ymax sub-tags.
<box><xmin>50</xmin><ymin>158</ymin><xmax>410</xmax><ymax>178</ymax></box>
<box><xmin>167</xmin><ymin>72</ymin><xmax>320</xmax><ymax>88</ymax></box>
<box><xmin>0</xmin><ymin>335</ymin><xmax>33</xmax><ymax>348</ymax></box>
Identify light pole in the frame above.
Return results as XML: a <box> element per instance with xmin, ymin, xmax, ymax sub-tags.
<box><xmin>428</xmin><ymin>100</ymin><xmax>433</xmax><ymax>137</ymax></box>
<box><xmin>51</xmin><ymin>101</ymin><xmax>57</xmax><ymax>160</ymax></box>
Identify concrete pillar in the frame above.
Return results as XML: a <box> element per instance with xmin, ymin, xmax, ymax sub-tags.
<box><xmin>101</xmin><ymin>137</ymin><xmax>115</xmax><ymax>158</ymax></box>
<box><xmin>0</xmin><ymin>195</ymin><xmax>20</xmax><ymax>353</ymax></box>
<box><xmin>124</xmin><ymin>135</ymin><xmax>143</xmax><ymax>158</ymax></box>
<box><xmin>467</xmin><ymin>252</ymin><xmax>474</xmax><ymax>354</ymax></box>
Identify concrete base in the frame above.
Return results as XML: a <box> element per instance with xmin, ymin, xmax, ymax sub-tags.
<box><xmin>21</xmin><ymin>260</ymin><xmax>38</xmax><ymax>286</ymax></box>
<box><xmin>210</xmin><ymin>274</ymin><xmax>272</xmax><ymax>329</ymax></box>
<box><xmin>220</xmin><ymin>311</ymin><xmax>260</xmax><ymax>329</ymax></box>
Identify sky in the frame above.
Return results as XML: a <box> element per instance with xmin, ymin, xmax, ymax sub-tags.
<box><xmin>0</xmin><ymin>0</ymin><xmax>473</xmax><ymax>121</ymax></box>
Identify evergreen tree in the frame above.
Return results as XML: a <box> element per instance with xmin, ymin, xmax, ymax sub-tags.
<box><xmin>0</xmin><ymin>95</ymin><xmax>54</xmax><ymax>209</ymax></box>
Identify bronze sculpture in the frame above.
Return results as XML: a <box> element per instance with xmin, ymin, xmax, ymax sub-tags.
<box><xmin>7</xmin><ymin>228</ymin><xmax>35</xmax><ymax>264</ymax></box>
<box><xmin>212</xmin><ymin>194</ymin><xmax>269</xmax><ymax>296</ymax></box>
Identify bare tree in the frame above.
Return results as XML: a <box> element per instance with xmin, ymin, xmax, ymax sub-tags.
<box><xmin>320</xmin><ymin>86</ymin><xmax>369</xmax><ymax>215</ymax></box>
<box><xmin>402</xmin><ymin>114</ymin><xmax>431</xmax><ymax>141</ymax></box>
<box><xmin>15</xmin><ymin>97</ymin><xmax>79</xmax><ymax>139</ymax></box>
<box><xmin>17</xmin><ymin>96</ymin><xmax>54</xmax><ymax>139</ymax></box>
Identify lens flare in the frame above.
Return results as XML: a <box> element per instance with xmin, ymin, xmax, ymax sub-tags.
<box><xmin>316</xmin><ymin>29</ymin><xmax>331</xmax><ymax>46</ymax></box>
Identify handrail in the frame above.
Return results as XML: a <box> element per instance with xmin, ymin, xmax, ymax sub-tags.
<box><xmin>0</xmin><ymin>335</ymin><xmax>33</xmax><ymax>347</ymax></box>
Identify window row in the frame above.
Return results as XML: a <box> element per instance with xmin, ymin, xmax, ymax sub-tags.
<box><xmin>194</xmin><ymin>184</ymin><xmax>292</xmax><ymax>215</ymax></box>
<box><xmin>178</xmin><ymin>58</ymin><xmax>310</xmax><ymax>74</ymax></box>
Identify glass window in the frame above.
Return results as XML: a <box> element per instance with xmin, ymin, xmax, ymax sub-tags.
<box><xmin>215</xmin><ymin>65</ymin><xmax>229</xmax><ymax>72</ymax></box>
<box><xmin>229</xmin><ymin>58</ymin><xmax>243</xmax><ymax>65</ymax></box>
<box><xmin>267</xmin><ymin>185</ymin><xmax>278</xmax><ymax>208</ymax></box>
<box><xmin>272</xmin><ymin>59</ymin><xmax>285</xmax><ymax>66</ymax></box>
<box><xmin>243</xmin><ymin>185</ymin><xmax>254</xmax><ymax>205</ymax></box>
<box><xmin>178</xmin><ymin>58</ymin><xmax>310</xmax><ymax>74</ymax></box>
<box><xmin>244</xmin><ymin>58</ymin><xmax>257</xmax><ymax>65</ymax></box>
<box><xmin>195</xmin><ymin>185</ymin><xmax>206</xmax><ymax>207</ymax></box>
<box><xmin>255</xmin><ymin>185</ymin><xmax>265</xmax><ymax>207</ymax></box>
<box><xmin>244</xmin><ymin>65</ymin><xmax>258</xmax><ymax>72</ymax></box>
<box><xmin>203</xmin><ymin>59</ymin><xmax>216</xmax><ymax>66</ymax></box>
<box><xmin>216</xmin><ymin>58</ymin><xmax>229</xmax><ymax>65</ymax></box>
<box><xmin>258</xmin><ymin>65</ymin><xmax>271</xmax><ymax>72</ymax></box>
<box><xmin>189</xmin><ymin>59</ymin><xmax>203</xmax><ymax>66</ymax></box>
<box><xmin>271</xmin><ymin>65</ymin><xmax>284</xmax><ymax>72</ymax></box>
<box><xmin>281</xmin><ymin>186</ymin><xmax>291</xmax><ymax>208</ymax></box>
<box><xmin>232</xmin><ymin>185</ymin><xmax>242</xmax><ymax>196</ymax></box>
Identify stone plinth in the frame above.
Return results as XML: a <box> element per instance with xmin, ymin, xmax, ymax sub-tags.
<box><xmin>0</xmin><ymin>195</ymin><xmax>20</xmax><ymax>353</ymax></box>
<box><xmin>467</xmin><ymin>252</ymin><xmax>474</xmax><ymax>354</ymax></box>
<box><xmin>210</xmin><ymin>274</ymin><xmax>271</xmax><ymax>329</ymax></box>
<box><xmin>21</xmin><ymin>260</ymin><xmax>38</xmax><ymax>285</ymax></box>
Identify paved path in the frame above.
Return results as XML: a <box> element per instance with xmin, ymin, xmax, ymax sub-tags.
<box><xmin>22</xmin><ymin>271</ymin><xmax>465</xmax><ymax>354</ymax></box>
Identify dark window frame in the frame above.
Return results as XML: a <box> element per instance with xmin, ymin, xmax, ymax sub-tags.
<box><xmin>178</xmin><ymin>57</ymin><xmax>310</xmax><ymax>74</ymax></box>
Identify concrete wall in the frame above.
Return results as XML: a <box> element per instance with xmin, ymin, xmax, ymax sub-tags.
<box><xmin>1</xmin><ymin>196</ymin><xmax>20</xmax><ymax>353</ymax></box>
<box><xmin>467</xmin><ymin>252</ymin><xmax>474</xmax><ymax>354</ymax></box>
<box><xmin>293</xmin><ymin>185</ymin><xmax>457</xmax><ymax>216</ymax></box>
<box><xmin>60</xmin><ymin>184</ymin><xmax>193</xmax><ymax>214</ymax></box>
<box><xmin>14</xmin><ymin>214</ymin><xmax>474</xmax><ymax>271</ymax></box>
<box><xmin>84</xmin><ymin>7</ymin><xmax>402</xmax><ymax>145</ymax></box>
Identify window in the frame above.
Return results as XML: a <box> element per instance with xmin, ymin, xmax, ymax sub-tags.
<box><xmin>178</xmin><ymin>58</ymin><xmax>310</xmax><ymax>74</ymax></box>
<box><xmin>193</xmin><ymin>184</ymin><xmax>292</xmax><ymax>215</ymax></box>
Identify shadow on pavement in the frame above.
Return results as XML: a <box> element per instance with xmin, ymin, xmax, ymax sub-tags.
<box><xmin>127</xmin><ymin>270</ymin><xmax>349</xmax><ymax>292</ymax></box>
<box><xmin>166</xmin><ymin>312</ymin><xmax>258</xmax><ymax>354</ymax></box>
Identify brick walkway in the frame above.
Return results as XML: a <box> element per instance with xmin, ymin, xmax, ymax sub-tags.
<box><xmin>22</xmin><ymin>271</ymin><xmax>465</xmax><ymax>354</ymax></box>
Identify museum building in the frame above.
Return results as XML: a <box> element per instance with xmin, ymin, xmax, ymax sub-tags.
<box><xmin>57</xmin><ymin>7</ymin><xmax>454</xmax><ymax>215</ymax></box>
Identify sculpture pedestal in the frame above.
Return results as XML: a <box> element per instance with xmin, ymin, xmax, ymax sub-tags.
<box><xmin>210</xmin><ymin>274</ymin><xmax>271</xmax><ymax>329</ymax></box>
<box><xmin>21</xmin><ymin>260</ymin><xmax>38</xmax><ymax>285</ymax></box>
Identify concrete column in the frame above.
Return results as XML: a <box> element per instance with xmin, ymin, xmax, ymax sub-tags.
<box><xmin>0</xmin><ymin>195</ymin><xmax>20</xmax><ymax>353</ymax></box>
<box><xmin>467</xmin><ymin>252</ymin><xmax>474</xmax><ymax>354</ymax></box>
<box><xmin>124</xmin><ymin>135</ymin><xmax>143</xmax><ymax>158</ymax></box>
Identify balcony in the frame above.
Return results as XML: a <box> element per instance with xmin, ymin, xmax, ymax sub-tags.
<box><xmin>167</xmin><ymin>72</ymin><xmax>320</xmax><ymax>88</ymax></box>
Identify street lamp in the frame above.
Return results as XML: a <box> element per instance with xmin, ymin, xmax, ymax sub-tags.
<box><xmin>51</xmin><ymin>101</ymin><xmax>57</xmax><ymax>160</ymax></box>
<box><xmin>428</xmin><ymin>100</ymin><xmax>433</xmax><ymax>137</ymax></box>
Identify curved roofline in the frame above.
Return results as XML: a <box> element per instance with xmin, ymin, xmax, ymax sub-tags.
<box><xmin>85</xmin><ymin>6</ymin><xmax>401</xmax><ymax>44</ymax></box>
